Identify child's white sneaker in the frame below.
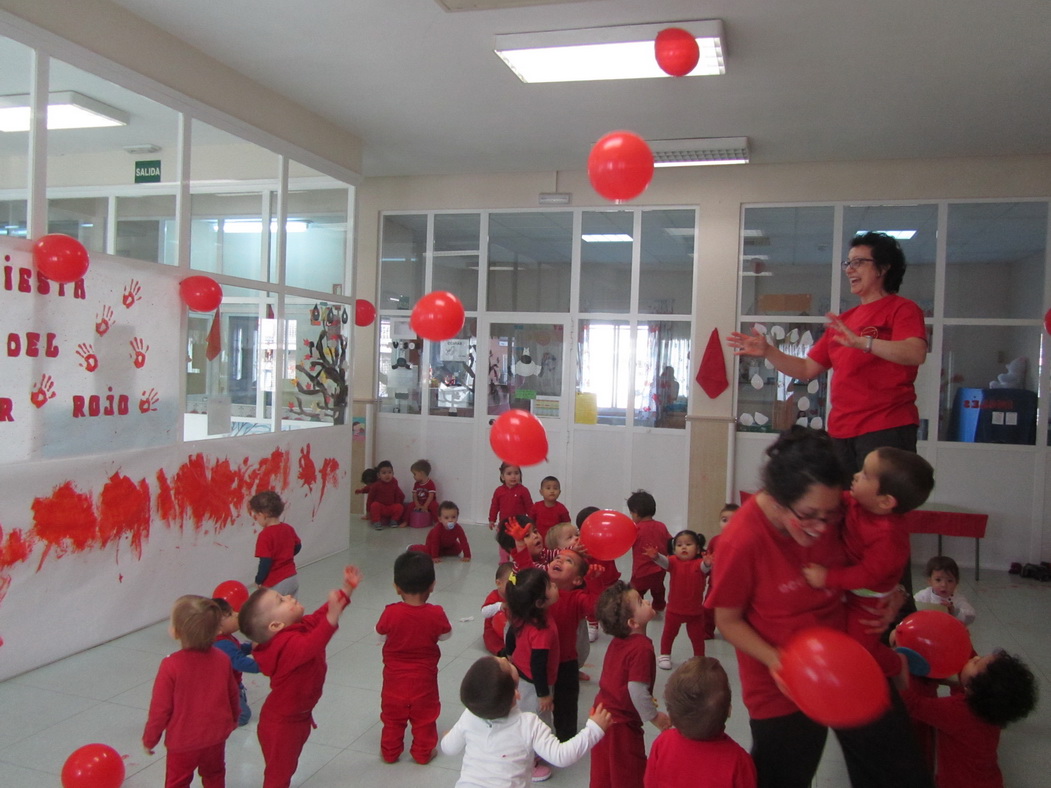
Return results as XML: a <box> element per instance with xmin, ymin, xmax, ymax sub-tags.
<box><xmin>657</xmin><ymin>655</ymin><xmax>672</xmax><ymax>670</ymax></box>
<box><xmin>532</xmin><ymin>763</ymin><xmax>552</xmax><ymax>782</ymax></box>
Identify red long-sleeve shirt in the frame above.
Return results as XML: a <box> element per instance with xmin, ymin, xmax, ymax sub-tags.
<box><xmin>143</xmin><ymin>648</ymin><xmax>239</xmax><ymax>752</ymax></box>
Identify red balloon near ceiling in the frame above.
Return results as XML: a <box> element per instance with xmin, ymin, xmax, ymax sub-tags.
<box><xmin>778</xmin><ymin>627</ymin><xmax>890</xmax><ymax>728</ymax></box>
<box><xmin>33</xmin><ymin>233</ymin><xmax>90</xmax><ymax>283</ymax></box>
<box><xmin>212</xmin><ymin>579</ymin><xmax>250</xmax><ymax>612</ymax></box>
<box><xmin>587</xmin><ymin>131</ymin><xmax>655</xmax><ymax>203</ymax></box>
<box><xmin>61</xmin><ymin>743</ymin><xmax>125</xmax><ymax>788</ymax></box>
<box><xmin>489</xmin><ymin>408</ymin><xmax>548</xmax><ymax>467</ymax></box>
<box><xmin>355</xmin><ymin>298</ymin><xmax>377</xmax><ymax>327</ymax></box>
<box><xmin>893</xmin><ymin>610</ymin><xmax>973</xmax><ymax>680</ymax></box>
<box><xmin>580</xmin><ymin>510</ymin><xmax>637</xmax><ymax>561</ymax></box>
<box><xmin>179</xmin><ymin>275</ymin><xmax>223</xmax><ymax>312</ymax></box>
<box><xmin>655</xmin><ymin>27</ymin><xmax>700</xmax><ymax>77</ymax></box>
<box><xmin>410</xmin><ymin>290</ymin><xmax>465</xmax><ymax>341</ymax></box>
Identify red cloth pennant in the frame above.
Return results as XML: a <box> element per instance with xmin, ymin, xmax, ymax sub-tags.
<box><xmin>205</xmin><ymin>312</ymin><xmax>222</xmax><ymax>361</ymax></box>
<box><xmin>696</xmin><ymin>327</ymin><xmax>729</xmax><ymax>399</ymax></box>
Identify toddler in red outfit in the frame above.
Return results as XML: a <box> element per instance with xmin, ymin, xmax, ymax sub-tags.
<box><xmin>410</xmin><ymin>499</ymin><xmax>472</xmax><ymax>562</ymax></box>
<box><xmin>143</xmin><ymin>595</ymin><xmax>240</xmax><ymax>788</ymax></box>
<box><xmin>701</xmin><ymin>504</ymin><xmax>738</xmax><ymax>640</ymax></box>
<box><xmin>528</xmin><ymin>475</ymin><xmax>572</xmax><ymax>543</ymax></box>
<box><xmin>376</xmin><ymin>551</ymin><xmax>452</xmax><ymax>764</ymax></box>
<box><xmin>410</xmin><ymin>458</ymin><xmax>440</xmax><ymax>524</ymax></box>
<box><xmin>250</xmin><ymin>490</ymin><xmax>301</xmax><ymax>597</ymax></box>
<box><xmin>239</xmin><ymin>566</ymin><xmax>360</xmax><ymax>788</ymax></box>
<box><xmin>480</xmin><ymin>562</ymin><xmax>514</xmax><ymax>655</ymax></box>
<box><xmin>369</xmin><ymin>459</ymin><xmax>406</xmax><ymax>529</ymax></box>
<box><xmin>627</xmin><ymin>490</ymin><xmax>672</xmax><ymax>613</ymax></box>
<box><xmin>576</xmin><ymin>506</ymin><xmax>622</xmax><ymax>644</ymax></box>
<box><xmin>489</xmin><ymin>464</ymin><xmax>533</xmax><ymax>563</ymax></box>
<box><xmin>643</xmin><ymin>529</ymin><xmax>710</xmax><ymax>671</ymax></box>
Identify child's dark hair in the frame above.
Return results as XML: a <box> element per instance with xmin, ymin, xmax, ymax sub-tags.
<box><xmin>239</xmin><ymin>588</ymin><xmax>275</xmax><ymax>644</ymax></box>
<box><xmin>376</xmin><ymin>459</ymin><xmax>393</xmax><ymax>472</ymax></box>
<box><xmin>439</xmin><ymin>500</ymin><xmax>459</xmax><ymax>517</ymax></box>
<box><xmin>967</xmin><ymin>652</ymin><xmax>1038</xmax><ymax>727</ymax></box>
<box><xmin>495</xmin><ymin>562</ymin><xmax>514</xmax><ymax>583</ymax></box>
<box><xmin>924</xmin><ymin>555</ymin><xmax>960</xmax><ymax>581</ymax></box>
<box><xmin>762</xmin><ymin>426</ymin><xmax>848</xmax><ymax>507</ymax></box>
<box><xmin>504</xmin><ymin>568</ymin><xmax>551</xmax><ymax>631</ymax></box>
<box><xmin>495</xmin><ymin>514</ymin><xmax>534</xmax><ymax>553</ymax></box>
<box><xmin>872</xmin><ymin>447</ymin><xmax>934</xmax><ymax>514</ymax></box>
<box><xmin>540</xmin><ymin>475</ymin><xmax>560</xmax><ymax>487</ymax></box>
<box><xmin>575</xmin><ymin>506</ymin><xmax>600</xmax><ymax>528</ymax></box>
<box><xmin>499</xmin><ymin>461</ymin><xmax>521</xmax><ymax>479</ymax></box>
<box><xmin>665</xmin><ymin>656</ymin><xmax>732</xmax><ymax>740</ymax></box>
<box><xmin>411</xmin><ymin>459</ymin><xmax>431</xmax><ymax>475</ymax></box>
<box><xmin>596</xmin><ymin>581</ymin><xmax>636</xmax><ymax>639</ymax></box>
<box><xmin>626</xmin><ymin>490</ymin><xmax>656</xmax><ymax>519</ymax></box>
<box><xmin>171</xmin><ymin>595</ymin><xmax>222</xmax><ymax>651</ymax></box>
<box><xmin>721</xmin><ymin>503</ymin><xmax>740</xmax><ymax>515</ymax></box>
<box><xmin>248</xmin><ymin>490</ymin><xmax>284</xmax><ymax>518</ymax></box>
<box><xmin>212</xmin><ymin>597</ymin><xmax>234</xmax><ymax>617</ymax></box>
<box><xmin>668</xmin><ymin>529</ymin><xmax>705</xmax><ymax>555</ymax></box>
<box><xmin>394</xmin><ymin>550</ymin><xmax>435</xmax><ymax>594</ymax></box>
<box><xmin>461</xmin><ymin>656</ymin><xmax>517</xmax><ymax>720</ymax></box>
<box><xmin>361</xmin><ymin>467</ymin><xmax>378</xmax><ymax>485</ymax></box>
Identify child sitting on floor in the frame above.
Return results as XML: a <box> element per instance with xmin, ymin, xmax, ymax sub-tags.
<box><xmin>914</xmin><ymin>555</ymin><xmax>976</xmax><ymax>626</ymax></box>
<box><xmin>411</xmin><ymin>500</ymin><xmax>472</xmax><ymax>562</ymax></box>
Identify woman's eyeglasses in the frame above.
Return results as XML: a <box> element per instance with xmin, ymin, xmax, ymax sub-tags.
<box><xmin>786</xmin><ymin>504</ymin><xmax>840</xmax><ymax>526</ymax></box>
<box><xmin>841</xmin><ymin>257</ymin><xmax>875</xmax><ymax>271</ymax></box>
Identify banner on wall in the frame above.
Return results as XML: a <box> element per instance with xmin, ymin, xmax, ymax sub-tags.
<box><xmin>1</xmin><ymin>238</ymin><xmax>181</xmax><ymax>461</ymax></box>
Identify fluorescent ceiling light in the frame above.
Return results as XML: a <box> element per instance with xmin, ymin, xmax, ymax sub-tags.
<box><xmin>222</xmin><ymin>219</ymin><xmax>311</xmax><ymax>234</ymax></box>
<box><xmin>0</xmin><ymin>91</ymin><xmax>129</xmax><ymax>132</ymax></box>
<box><xmin>582</xmin><ymin>233</ymin><xmax>633</xmax><ymax>243</ymax></box>
<box><xmin>856</xmin><ymin>229</ymin><xmax>917</xmax><ymax>240</ymax></box>
<box><xmin>651</xmin><ymin>137</ymin><xmax>749</xmax><ymax>167</ymax></box>
<box><xmin>494</xmin><ymin>20</ymin><xmax>725</xmax><ymax>83</ymax></box>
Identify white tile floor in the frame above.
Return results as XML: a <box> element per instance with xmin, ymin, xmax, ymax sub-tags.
<box><xmin>1</xmin><ymin>521</ymin><xmax>1048</xmax><ymax>787</ymax></box>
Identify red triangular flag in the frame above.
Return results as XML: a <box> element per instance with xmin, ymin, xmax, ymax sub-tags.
<box><xmin>696</xmin><ymin>327</ymin><xmax>729</xmax><ymax>399</ymax></box>
<box><xmin>205</xmin><ymin>312</ymin><xmax>222</xmax><ymax>361</ymax></box>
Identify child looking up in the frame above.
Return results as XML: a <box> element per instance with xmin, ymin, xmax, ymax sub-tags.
<box><xmin>369</xmin><ymin>460</ymin><xmax>406</xmax><ymax>528</ymax></box>
<box><xmin>627</xmin><ymin>490</ymin><xmax>672</xmax><ymax>613</ymax></box>
<box><xmin>411</xmin><ymin>500</ymin><xmax>472</xmax><ymax>562</ymax></box>
<box><xmin>590</xmin><ymin>581</ymin><xmax>671</xmax><ymax>788</ymax></box>
<box><xmin>528</xmin><ymin>476</ymin><xmax>571</xmax><ymax>543</ymax></box>
<box><xmin>213</xmin><ymin>597</ymin><xmax>261</xmax><ymax>726</ymax></box>
<box><xmin>644</xmin><ymin>656</ymin><xmax>756</xmax><ymax>788</ymax></box>
<box><xmin>499</xmin><ymin>515</ymin><xmax>556</xmax><ymax>572</ymax></box>
<box><xmin>239</xmin><ymin>566</ymin><xmax>360</xmax><ymax>788</ymax></box>
<box><xmin>489</xmin><ymin>462</ymin><xmax>532</xmax><ymax>530</ymax></box>
<box><xmin>576</xmin><ymin>506</ymin><xmax>621</xmax><ymax>644</ymax></box>
<box><xmin>410</xmin><ymin>458</ymin><xmax>440</xmax><ymax>524</ymax></box>
<box><xmin>914</xmin><ymin>555</ymin><xmax>976</xmax><ymax>626</ymax></box>
<box><xmin>701</xmin><ymin>504</ymin><xmax>738</xmax><ymax>640</ymax></box>
<box><xmin>250</xmin><ymin>491</ymin><xmax>301</xmax><ymax>596</ymax></box>
<box><xmin>642</xmin><ymin>529</ymin><xmax>710</xmax><ymax>670</ymax></box>
<box><xmin>376</xmin><ymin>550</ymin><xmax>452</xmax><ymax>764</ymax></box>
<box><xmin>481</xmin><ymin>562</ymin><xmax>515</xmax><ymax>655</ymax></box>
<box><xmin>440</xmin><ymin>656</ymin><xmax>612</xmax><ymax>788</ymax></box>
<box><xmin>143</xmin><ymin>595</ymin><xmax>240</xmax><ymax>787</ymax></box>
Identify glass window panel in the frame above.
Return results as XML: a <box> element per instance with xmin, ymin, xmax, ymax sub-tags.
<box><xmin>380</xmin><ymin>214</ymin><xmax>426</xmax><ymax>311</ymax></box>
<box><xmin>488</xmin><ymin>322</ymin><xmax>563</xmax><ymax>416</ymax></box>
<box><xmin>284</xmin><ymin>296</ymin><xmax>350</xmax><ymax>427</ymax></box>
<box><xmin>427</xmin><ymin>317</ymin><xmax>477</xmax><ymax>417</ymax></box>
<box><xmin>580</xmin><ymin>210</ymin><xmax>632</xmax><ymax>313</ymax></box>
<box><xmin>488</xmin><ymin>212</ymin><xmax>571</xmax><ymax>312</ymax></box>
<box><xmin>0</xmin><ymin>37</ymin><xmax>31</xmax><ymax>230</ymax></box>
<box><xmin>742</xmin><ymin>206</ymin><xmax>834</xmax><ymax>317</ymax></box>
<box><xmin>843</xmin><ymin>204</ymin><xmax>938</xmax><ymax>316</ymax></box>
<box><xmin>576</xmin><ymin>320</ymin><xmax>630</xmax><ymax>425</ymax></box>
<box><xmin>640</xmin><ymin>209</ymin><xmax>694</xmax><ymax>315</ymax></box>
<box><xmin>284</xmin><ymin>186</ymin><xmax>350</xmax><ymax>293</ymax></box>
<box><xmin>115</xmin><ymin>194</ymin><xmax>176</xmax><ymax>264</ymax></box>
<box><xmin>635</xmin><ymin>320</ymin><xmax>690</xmax><ymax>429</ymax></box>
<box><xmin>735</xmin><ymin>320</ymin><xmax>829</xmax><ymax>433</ymax></box>
<box><xmin>945</xmin><ymin>202</ymin><xmax>1048</xmax><ymax>320</ymax></box>
<box><xmin>47</xmin><ymin>197</ymin><xmax>107</xmax><ymax>253</ymax></box>
<box><xmin>435</xmin><ymin>213</ymin><xmax>480</xmax><ymax>253</ymax></box>
<box><xmin>433</xmin><ymin>254</ymin><xmax>479</xmax><ymax>311</ymax></box>
<box><xmin>378</xmin><ymin>316</ymin><xmax>423</xmax><ymax>414</ymax></box>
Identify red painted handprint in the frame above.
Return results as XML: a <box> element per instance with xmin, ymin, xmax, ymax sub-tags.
<box><xmin>129</xmin><ymin>337</ymin><xmax>149</xmax><ymax>369</ymax></box>
<box><xmin>95</xmin><ymin>305</ymin><xmax>115</xmax><ymax>336</ymax></box>
<box><xmin>139</xmin><ymin>388</ymin><xmax>159</xmax><ymax>413</ymax></box>
<box><xmin>122</xmin><ymin>279</ymin><xmax>142</xmax><ymax>309</ymax></box>
<box><xmin>76</xmin><ymin>343</ymin><xmax>99</xmax><ymax>372</ymax></box>
<box><xmin>30</xmin><ymin>374</ymin><xmax>56</xmax><ymax>408</ymax></box>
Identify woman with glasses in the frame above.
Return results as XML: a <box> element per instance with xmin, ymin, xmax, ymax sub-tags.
<box><xmin>706</xmin><ymin>427</ymin><xmax>932</xmax><ymax>788</ymax></box>
<box><xmin>729</xmin><ymin>231</ymin><xmax>927</xmax><ymax>473</ymax></box>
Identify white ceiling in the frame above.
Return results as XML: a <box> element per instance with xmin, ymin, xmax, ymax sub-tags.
<box><xmin>56</xmin><ymin>0</ymin><xmax>1051</xmax><ymax>177</ymax></box>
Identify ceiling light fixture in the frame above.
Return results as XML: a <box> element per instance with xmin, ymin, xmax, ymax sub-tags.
<box><xmin>651</xmin><ymin>137</ymin><xmax>749</xmax><ymax>167</ymax></box>
<box><xmin>856</xmin><ymin>229</ymin><xmax>917</xmax><ymax>240</ymax></box>
<box><xmin>0</xmin><ymin>91</ymin><xmax>130</xmax><ymax>133</ymax></box>
<box><xmin>494</xmin><ymin>20</ymin><xmax>725</xmax><ymax>83</ymax></box>
<box><xmin>582</xmin><ymin>233</ymin><xmax>633</xmax><ymax>243</ymax></box>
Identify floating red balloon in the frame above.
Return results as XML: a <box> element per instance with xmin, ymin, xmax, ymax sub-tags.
<box><xmin>213</xmin><ymin>579</ymin><xmax>249</xmax><ymax>612</ymax></box>
<box><xmin>410</xmin><ymin>290</ymin><xmax>465</xmax><ymax>341</ymax></box>
<box><xmin>588</xmin><ymin>131</ymin><xmax>655</xmax><ymax>202</ymax></box>
<box><xmin>179</xmin><ymin>276</ymin><xmax>223</xmax><ymax>312</ymax></box>
<box><xmin>490</xmin><ymin>409</ymin><xmax>548</xmax><ymax>467</ymax></box>
<box><xmin>778</xmin><ymin>627</ymin><xmax>890</xmax><ymax>728</ymax></box>
<box><xmin>61</xmin><ymin>743</ymin><xmax>125</xmax><ymax>788</ymax></box>
<box><xmin>33</xmin><ymin>233</ymin><xmax>90</xmax><ymax>283</ymax></box>
<box><xmin>355</xmin><ymin>298</ymin><xmax>377</xmax><ymax>327</ymax></box>
<box><xmin>580</xmin><ymin>510</ymin><xmax>637</xmax><ymax>561</ymax></box>
<box><xmin>655</xmin><ymin>27</ymin><xmax>700</xmax><ymax>77</ymax></box>
<box><xmin>893</xmin><ymin>610</ymin><xmax>973</xmax><ymax>679</ymax></box>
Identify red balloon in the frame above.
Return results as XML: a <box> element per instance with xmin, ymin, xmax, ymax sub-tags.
<box><xmin>410</xmin><ymin>290</ymin><xmax>465</xmax><ymax>341</ymax></box>
<box><xmin>580</xmin><ymin>510</ymin><xmax>637</xmax><ymax>561</ymax></box>
<box><xmin>33</xmin><ymin>234</ymin><xmax>90</xmax><ymax>283</ymax></box>
<box><xmin>779</xmin><ymin>627</ymin><xmax>890</xmax><ymax>728</ymax></box>
<box><xmin>1044</xmin><ymin>308</ymin><xmax>1051</xmax><ymax>335</ymax></box>
<box><xmin>61</xmin><ymin>743</ymin><xmax>125</xmax><ymax>788</ymax></box>
<box><xmin>588</xmin><ymin>131</ymin><xmax>654</xmax><ymax>202</ymax></box>
<box><xmin>179</xmin><ymin>276</ymin><xmax>223</xmax><ymax>312</ymax></box>
<box><xmin>213</xmin><ymin>579</ymin><xmax>249</xmax><ymax>612</ymax></box>
<box><xmin>655</xmin><ymin>27</ymin><xmax>700</xmax><ymax>77</ymax></box>
<box><xmin>355</xmin><ymin>298</ymin><xmax>377</xmax><ymax>327</ymax></box>
<box><xmin>489</xmin><ymin>409</ymin><xmax>548</xmax><ymax>467</ymax></box>
<box><xmin>894</xmin><ymin>610</ymin><xmax>973</xmax><ymax>679</ymax></box>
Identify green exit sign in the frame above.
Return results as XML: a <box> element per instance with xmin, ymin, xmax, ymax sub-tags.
<box><xmin>134</xmin><ymin>160</ymin><xmax>161</xmax><ymax>183</ymax></box>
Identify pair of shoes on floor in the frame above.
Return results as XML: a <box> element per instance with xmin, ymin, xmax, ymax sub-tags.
<box><xmin>587</xmin><ymin>622</ymin><xmax>599</xmax><ymax>642</ymax></box>
<box><xmin>371</xmin><ymin>520</ymin><xmax>385</xmax><ymax>530</ymax></box>
<box><xmin>532</xmin><ymin>763</ymin><xmax>552</xmax><ymax>782</ymax></box>
<box><xmin>657</xmin><ymin>655</ymin><xmax>672</xmax><ymax>670</ymax></box>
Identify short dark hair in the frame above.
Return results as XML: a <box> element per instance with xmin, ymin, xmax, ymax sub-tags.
<box><xmin>967</xmin><ymin>652</ymin><xmax>1038</xmax><ymax>727</ymax></box>
<box><xmin>170</xmin><ymin>595</ymin><xmax>221</xmax><ymax>650</ymax></box>
<box><xmin>665</xmin><ymin>657</ymin><xmax>732</xmax><ymax>740</ymax></box>
<box><xmin>495</xmin><ymin>514</ymin><xmax>533</xmax><ymax>552</ymax></box>
<box><xmin>212</xmin><ymin>597</ymin><xmax>234</xmax><ymax>617</ymax></box>
<box><xmin>361</xmin><ymin>467</ymin><xmax>378</xmax><ymax>484</ymax></box>
<box><xmin>376</xmin><ymin>460</ymin><xmax>394</xmax><ymax>472</ymax></box>
<box><xmin>872</xmin><ymin>447</ymin><xmax>934</xmax><ymax>514</ymax></box>
<box><xmin>762</xmin><ymin>427</ymin><xmax>848</xmax><ymax>507</ymax></box>
<box><xmin>505</xmin><ymin>568</ymin><xmax>551</xmax><ymax>630</ymax></box>
<box><xmin>669</xmin><ymin>530</ymin><xmax>705</xmax><ymax>554</ymax></box>
<box><xmin>596</xmin><ymin>581</ymin><xmax>635</xmax><ymax>639</ymax></box>
<box><xmin>239</xmin><ymin>587</ymin><xmax>275</xmax><ymax>644</ymax></box>
<box><xmin>394</xmin><ymin>550</ymin><xmax>434</xmax><ymax>594</ymax></box>
<box><xmin>626</xmin><ymin>490</ymin><xmax>656</xmax><ymax>519</ymax></box>
<box><xmin>248</xmin><ymin>490</ymin><xmax>284</xmax><ymax>518</ymax></box>
<box><xmin>575</xmin><ymin>506</ymin><xmax>600</xmax><ymax>528</ymax></box>
<box><xmin>540</xmin><ymin>475</ymin><xmax>560</xmax><ymax>487</ymax></box>
<box><xmin>411</xmin><ymin>459</ymin><xmax>431</xmax><ymax>475</ymax></box>
<box><xmin>460</xmin><ymin>656</ymin><xmax>516</xmax><ymax>719</ymax></box>
<box><xmin>495</xmin><ymin>562</ymin><xmax>514</xmax><ymax>583</ymax></box>
<box><xmin>439</xmin><ymin>500</ymin><xmax>459</xmax><ymax>517</ymax></box>
<box><xmin>721</xmin><ymin>503</ymin><xmax>740</xmax><ymax>515</ymax></box>
<box><xmin>851</xmin><ymin>231</ymin><xmax>907</xmax><ymax>293</ymax></box>
<box><xmin>924</xmin><ymin>555</ymin><xmax>960</xmax><ymax>582</ymax></box>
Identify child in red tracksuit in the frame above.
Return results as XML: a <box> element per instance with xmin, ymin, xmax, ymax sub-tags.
<box><xmin>498</xmin><ymin>515</ymin><xmax>557</xmax><ymax>572</ymax></box>
<box><xmin>143</xmin><ymin>595</ymin><xmax>240</xmax><ymax>788</ymax></box>
<box><xmin>701</xmin><ymin>504</ymin><xmax>738</xmax><ymax>640</ymax></box>
<box><xmin>489</xmin><ymin>463</ymin><xmax>533</xmax><ymax>562</ymax></box>
<box><xmin>576</xmin><ymin>506</ymin><xmax>622</xmax><ymax>644</ymax></box>
<box><xmin>481</xmin><ymin>562</ymin><xmax>514</xmax><ymax>655</ymax></box>
<box><xmin>410</xmin><ymin>458</ymin><xmax>440</xmax><ymax>523</ymax></box>
<box><xmin>642</xmin><ymin>530</ymin><xmax>710</xmax><ymax>671</ymax></box>
<box><xmin>239</xmin><ymin>566</ymin><xmax>360</xmax><ymax>788</ymax></box>
<box><xmin>376</xmin><ymin>550</ymin><xmax>452</xmax><ymax>764</ymax></box>
<box><xmin>528</xmin><ymin>475</ymin><xmax>572</xmax><ymax>543</ymax></box>
<box><xmin>369</xmin><ymin>459</ymin><xmax>406</xmax><ymax>528</ymax></box>
<box><xmin>411</xmin><ymin>500</ymin><xmax>472</xmax><ymax>562</ymax></box>
<box><xmin>627</xmin><ymin>490</ymin><xmax>672</xmax><ymax>612</ymax></box>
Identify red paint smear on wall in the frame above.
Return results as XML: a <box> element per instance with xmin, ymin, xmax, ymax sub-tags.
<box><xmin>97</xmin><ymin>473</ymin><xmax>152</xmax><ymax>560</ymax></box>
<box><xmin>172</xmin><ymin>454</ymin><xmax>247</xmax><ymax>532</ymax></box>
<box><xmin>0</xmin><ymin>526</ymin><xmax>34</xmax><ymax>570</ymax></box>
<box><xmin>249</xmin><ymin>448</ymin><xmax>290</xmax><ymax>494</ymax></box>
<box><xmin>298</xmin><ymin>445</ymin><xmax>317</xmax><ymax>492</ymax></box>
<box><xmin>31</xmin><ymin>481</ymin><xmax>99</xmax><ymax>570</ymax></box>
<box><xmin>156</xmin><ymin>469</ymin><xmax>176</xmax><ymax>527</ymax></box>
<box><xmin>318</xmin><ymin>457</ymin><xmax>341</xmax><ymax>507</ymax></box>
